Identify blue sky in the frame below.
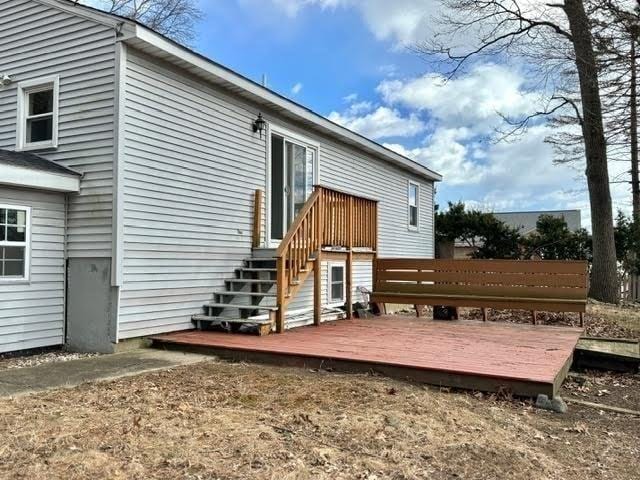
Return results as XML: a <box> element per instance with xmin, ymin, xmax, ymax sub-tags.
<box><xmin>189</xmin><ymin>0</ymin><xmax>631</xmax><ymax>226</ymax></box>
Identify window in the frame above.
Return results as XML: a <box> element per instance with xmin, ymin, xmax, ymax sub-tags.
<box><xmin>328</xmin><ymin>263</ymin><xmax>345</xmax><ymax>304</ymax></box>
<box><xmin>17</xmin><ymin>76</ymin><xmax>59</xmax><ymax>150</ymax></box>
<box><xmin>408</xmin><ymin>182</ymin><xmax>419</xmax><ymax>230</ymax></box>
<box><xmin>0</xmin><ymin>206</ymin><xmax>30</xmax><ymax>281</ymax></box>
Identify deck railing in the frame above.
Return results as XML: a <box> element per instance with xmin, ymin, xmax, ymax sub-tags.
<box><xmin>274</xmin><ymin>186</ymin><xmax>378</xmax><ymax>332</ymax></box>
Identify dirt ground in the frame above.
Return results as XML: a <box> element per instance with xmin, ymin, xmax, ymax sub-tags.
<box><xmin>456</xmin><ymin>301</ymin><xmax>640</xmax><ymax>339</ymax></box>
<box><xmin>0</xmin><ymin>359</ymin><xmax>638</xmax><ymax>480</ymax></box>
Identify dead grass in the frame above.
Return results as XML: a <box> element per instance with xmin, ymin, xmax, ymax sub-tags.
<box><xmin>0</xmin><ymin>360</ymin><xmax>638</xmax><ymax>480</ymax></box>
<box><xmin>455</xmin><ymin>302</ymin><xmax>640</xmax><ymax>339</ymax></box>
<box><xmin>587</xmin><ymin>302</ymin><xmax>640</xmax><ymax>337</ymax></box>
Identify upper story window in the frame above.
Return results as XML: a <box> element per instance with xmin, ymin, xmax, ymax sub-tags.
<box><xmin>0</xmin><ymin>206</ymin><xmax>30</xmax><ymax>281</ymax></box>
<box><xmin>17</xmin><ymin>76</ymin><xmax>59</xmax><ymax>151</ymax></box>
<box><xmin>408</xmin><ymin>181</ymin><xmax>419</xmax><ymax>230</ymax></box>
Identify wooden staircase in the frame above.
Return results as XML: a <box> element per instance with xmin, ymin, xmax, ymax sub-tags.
<box><xmin>192</xmin><ymin>255</ymin><xmax>280</xmax><ymax>335</ymax></box>
<box><xmin>193</xmin><ymin>186</ymin><xmax>378</xmax><ymax>335</ymax></box>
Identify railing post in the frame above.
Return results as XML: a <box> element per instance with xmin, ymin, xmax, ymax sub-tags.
<box><xmin>346</xmin><ymin>196</ymin><xmax>353</xmax><ymax>319</ymax></box>
<box><xmin>276</xmin><ymin>255</ymin><xmax>285</xmax><ymax>333</ymax></box>
<box><xmin>252</xmin><ymin>189</ymin><xmax>263</xmax><ymax>249</ymax></box>
<box><xmin>314</xmin><ymin>188</ymin><xmax>323</xmax><ymax>326</ymax></box>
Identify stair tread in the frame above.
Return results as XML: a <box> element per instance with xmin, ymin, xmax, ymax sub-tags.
<box><xmin>238</xmin><ymin>267</ymin><xmax>277</xmax><ymax>272</ymax></box>
<box><xmin>204</xmin><ymin>302</ymin><xmax>279</xmax><ymax>311</ymax></box>
<box><xmin>216</xmin><ymin>291</ymin><xmax>277</xmax><ymax>297</ymax></box>
<box><xmin>193</xmin><ymin>315</ymin><xmax>273</xmax><ymax>325</ymax></box>
<box><xmin>226</xmin><ymin>278</ymin><xmax>276</xmax><ymax>284</ymax></box>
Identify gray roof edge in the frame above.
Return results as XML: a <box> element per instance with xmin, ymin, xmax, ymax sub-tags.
<box><xmin>0</xmin><ymin>149</ymin><xmax>82</xmax><ymax>177</ymax></box>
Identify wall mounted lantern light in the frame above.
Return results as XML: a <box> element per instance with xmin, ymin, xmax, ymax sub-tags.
<box><xmin>252</xmin><ymin>113</ymin><xmax>267</xmax><ymax>138</ymax></box>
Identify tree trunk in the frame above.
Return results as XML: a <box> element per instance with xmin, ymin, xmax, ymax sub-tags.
<box><xmin>565</xmin><ymin>0</ymin><xmax>620</xmax><ymax>303</ymax></box>
<box><xmin>631</xmin><ymin>40</ymin><xmax>640</xmax><ymax>222</ymax></box>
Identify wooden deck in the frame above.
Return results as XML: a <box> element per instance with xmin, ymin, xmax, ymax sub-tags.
<box><xmin>151</xmin><ymin>317</ymin><xmax>583</xmax><ymax>397</ymax></box>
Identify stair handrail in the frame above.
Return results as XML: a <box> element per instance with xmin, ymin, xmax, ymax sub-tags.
<box><xmin>274</xmin><ymin>185</ymin><xmax>379</xmax><ymax>333</ymax></box>
<box><xmin>275</xmin><ymin>189</ymin><xmax>322</xmax><ymax>258</ymax></box>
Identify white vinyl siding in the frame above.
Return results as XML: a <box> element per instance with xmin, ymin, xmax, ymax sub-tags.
<box><xmin>118</xmin><ymin>50</ymin><xmax>267</xmax><ymax>338</ymax></box>
<box><xmin>0</xmin><ymin>187</ymin><xmax>65</xmax><ymax>352</ymax></box>
<box><xmin>117</xmin><ymin>49</ymin><xmax>434</xmax><ymax>338</ymax></box>
<box><xmin>0</xmin><ymin>0</ymin><xmax>116</xmax><ymax>258</ymax></box>
<box><xmin>284</xmin><ymin>260</ymin><xmax>373</xmax><ymax>329</ymax></box>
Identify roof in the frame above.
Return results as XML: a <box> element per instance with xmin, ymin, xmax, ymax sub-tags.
<box><xmin>0</xmin><ymin>149</ymin><xmax>81</xmax><ymax>193</ymax></box>
<box><xmin>494</xmin><ymin>210</ymin><xmax>582</xmax><ymax>234</ymax></box>
<box><xmin>44</xmin><ymin>0</ymin><xmax>442</xmax><ymax>182</ymax></box>
<box><xmin>0</xmin><ymin>149</ymin><xmax>80</xmax><ymax>176</ymax></box>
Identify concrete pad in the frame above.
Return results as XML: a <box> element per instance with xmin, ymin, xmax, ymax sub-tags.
<box><xmin>0</xmin><ymin>349</ymin><xmax>213</xmax><ymax>398</ymax></box>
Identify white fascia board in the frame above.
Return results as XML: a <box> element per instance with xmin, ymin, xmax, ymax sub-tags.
<box><xmin>0</xmin><ymin>165</ymin><xmax>80</xmax><ymax>193</ymax></box>
<box><xmin>34</xmin><ymin>0</ymin><xmax>126</xmax><ymax>28</ymax></box>
<box><xmin>130</xmin><ymin>26</ymin><xmax>443</xmax><ymax>183</ymax></box>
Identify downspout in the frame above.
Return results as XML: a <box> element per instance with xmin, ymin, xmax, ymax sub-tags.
<box><xmin>110</xmin><ymin>37</ymin><xmax>128</xmax><ymax>343</ymax></box>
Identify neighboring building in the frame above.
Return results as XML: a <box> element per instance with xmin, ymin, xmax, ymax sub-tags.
<box><xmin>493</xmin><ymin>210</ymin><xmax>582</xmax><ymax>235</ymax></box>
<box><xmin>449</xmin><ymin>209</ymin><xmax>582</xmax><ymax>259</ymax></box>
<box><xmin>0</xmin><ymin>0</ymin><xmax>441</xmax><ymax>353</ymax></box>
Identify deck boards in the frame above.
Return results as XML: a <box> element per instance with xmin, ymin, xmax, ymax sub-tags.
<box><xmin>151</xmin><ymin>317</ymin><xmax>582</xmax><ymax>397</ymax></box>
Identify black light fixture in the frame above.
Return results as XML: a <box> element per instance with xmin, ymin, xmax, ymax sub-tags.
<box><xmin>252</xmin><ymin>113</ymin><xmax>267</xmax><ymax>138</ymax></box>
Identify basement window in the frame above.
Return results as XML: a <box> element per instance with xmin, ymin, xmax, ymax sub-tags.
<box><xmin>17</xmin><ymin>76</ymin><xmax>59</xmax><ymax>151</ymax></box>
<box><xmin>0</xmin><ymin>206</ymin><xmax>30</xmax><ymax>281</ymax></box>
<box><xmin>408</xmin><ymin>181</ymin><xmax>419</xmax><ymax>230</ymax></box>
<box><xmin>328</xmin><ymin>263</ymin><xmax>345</xmax><ymax>305</ymax></box>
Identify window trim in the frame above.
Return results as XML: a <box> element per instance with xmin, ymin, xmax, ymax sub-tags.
<box><xmin>408</xmin><ymin>180</ymin><xmax>420</xmax><ymax>231</ymax></box>
<box><xmin>327</xmin><ymin>262</ymin><xmax>346</xmax><ymax>305</ymax></box>
<box><xmin>16</xmin><ymin>76</ymin><xmax>60</xmax><ymax>151</ymax></box>
<box><xmin>0</xmin><ymin>204</ymin><xmax>31</xmax><ymax>283</ymax></box>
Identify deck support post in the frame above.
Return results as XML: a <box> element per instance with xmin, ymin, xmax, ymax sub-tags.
<box><xmin>579</xmin><ymin>312</ymin><xmax>584</xmax><ymax>328</ymax></box>
<box><xmin>482</xmin><ymin>308</ymin><xmax>488</xmax><ymax>322</ymax></box>
<box><xmin>276</xmin><ymin>256</ymin><xmax>286</xmax><ymax>333</ymax></box>
<box><xmin>314</xmin><ymin>190</ymin><xmax>324</xmax><ymax>326</ymax></box>
<box><xmin>314</xmin><ymin>254</ymin><xmax>322</xmax><ymax>326</ymax></box>
<box><xmin>346</xmin><ymin>196</ymin><xmax>354</xmax><ymax>319</ymax></box>
<box><xmin>532</xmin><ymin>310</ymin><xmax>538</xmax><ymax>325</ymax></box>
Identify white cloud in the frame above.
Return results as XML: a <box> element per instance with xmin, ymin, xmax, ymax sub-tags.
<box><xmin>377</xmin><ymin>63</ymin><xmax>542</xmax><ymax>129</ymax></box>
<box><xmin>343</xmin><ymin>92</ymin><xmax>359</xmax><ymax>103</ymax></box>
<box><xmin>328</xmin><ymin>106</ymin><xmax>426</xmax><ymax>140</ymax></box>
<box><xmin>385</xmin><ymin>128</ymin><xmax>482</xmax><ymax>186</ymax></box>
<box><xmin>258</xmin><ymin>0</ymin><xmax>442</xmax><ymax>45</ymax></box>
<box><xmin>291</xmin><ymin>82</ymin><xmax>303</xmax><ymax>95</ymax></box>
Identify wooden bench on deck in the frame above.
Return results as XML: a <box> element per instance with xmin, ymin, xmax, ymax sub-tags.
<box><xmin>371</xmin><ymin>259</ymin><xmax>589</xmax><ymax>327</ymax></box>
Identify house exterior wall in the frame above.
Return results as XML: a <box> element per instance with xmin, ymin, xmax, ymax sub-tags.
<box><xmin>117</xmin><ymin>49</ymin><xmax>435</xmax><ymax>339</ymax></box>
<box><xmin>286</xmin><ymin>260</ymin><xmax>373</xmax><ymax>329</ymax></box>
<box><xmin>0</xmin><ymin>186</ymin><xmax>66</xmax><ymax>353</ymax></box>
<box><xmin>0</xmin><ymin>0</ymin><xmax>116</xmax><ymax>258</ymax></box>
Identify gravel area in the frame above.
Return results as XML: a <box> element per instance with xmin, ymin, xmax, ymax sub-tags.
<box><xmin>0</xmin><ymin>350</ymin><xmax>100</xmax><ymax>371</ymax></box>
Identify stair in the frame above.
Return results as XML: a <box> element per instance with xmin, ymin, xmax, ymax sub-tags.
<box><xmin>192</xmin><ymin>254</ymin><xmax>279</xmax><ymax>335</ymax></box>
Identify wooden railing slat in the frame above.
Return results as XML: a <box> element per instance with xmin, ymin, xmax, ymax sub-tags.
<box><xmin>275</xmin><ymin>185</ymin><xmax>379</xmax><ymax>332</ymax></box>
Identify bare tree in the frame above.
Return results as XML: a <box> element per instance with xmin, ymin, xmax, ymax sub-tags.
<box><xmin>83</xmin><ymin>0</ymin><xmax>202</xmax><ymax>45</ymax></box>
<box><xmin>418</xmin><ymin>0</ymin><xmax>620</xmax><ymax>302</ymax></box>
<box><xmin>546</xmin><ymin>1</ymin><xmax>639</xmax><ymax>222</ymax></box>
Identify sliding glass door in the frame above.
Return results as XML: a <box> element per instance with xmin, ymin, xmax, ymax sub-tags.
<box><xmin>270</xmin><ymin>132</ymin><xmax>317</xmax><ymax>244</ymax></box>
